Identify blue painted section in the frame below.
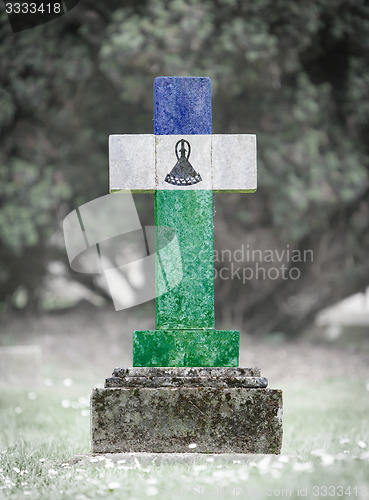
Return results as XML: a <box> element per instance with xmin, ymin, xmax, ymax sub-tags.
<box><xmin>154</xmin><ymin>77</ymin><xmax>212</xmax><ymax>135</ymax></box>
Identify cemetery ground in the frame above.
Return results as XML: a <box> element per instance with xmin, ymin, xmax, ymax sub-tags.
<box><xmin>1</xmin><ymin>305</ymin><xmax>369</xmax><ymax>499</ymax></box>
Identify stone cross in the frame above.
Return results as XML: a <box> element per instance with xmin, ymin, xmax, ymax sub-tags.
<box><xmin>109</xmin><ymin>76</ymin><xmax>257</xmax><ymax>367</ymax></box>
<box><xmin>91</xmin><ymin>77</ymin><xmax>282</xmax><ymax>455</ymax></box>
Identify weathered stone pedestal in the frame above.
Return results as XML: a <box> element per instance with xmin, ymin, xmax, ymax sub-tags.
<box><xmin>91</xmin><ymin>367</ymin><xmax>283</xmax><ymax>454</ymax></box>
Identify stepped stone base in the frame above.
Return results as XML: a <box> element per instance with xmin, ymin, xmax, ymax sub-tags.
<box><xmin>91</xmin><ymin>368</ymin><xmax>283</xmax><ymax>454</ymax></box>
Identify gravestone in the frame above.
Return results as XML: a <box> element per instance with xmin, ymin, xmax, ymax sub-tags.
<box><xmin>91</xmin><ymin>77</ymin><xmax>283</xmax><ymax>453</ymax></box>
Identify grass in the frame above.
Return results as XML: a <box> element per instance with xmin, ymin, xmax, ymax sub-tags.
<box><xmin>0</xmin><ymin>377</ymin><xmax>369</xmax><ymax>499</ymax></box>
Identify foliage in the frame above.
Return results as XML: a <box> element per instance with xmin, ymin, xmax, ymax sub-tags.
<box><xmin>0</xmin><ymin>0</ymin><xmax>369</xmax><ymax>331</ymax></box>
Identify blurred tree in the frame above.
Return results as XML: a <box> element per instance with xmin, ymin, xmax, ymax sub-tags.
<box><xmin>0</xmin><ymin>0</ymin><xmax>368</xmax><ymax>334</ymax></box>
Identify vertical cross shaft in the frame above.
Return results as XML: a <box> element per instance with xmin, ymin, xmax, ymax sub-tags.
<box><xmin>154</xmin><ymin>77</ymin><xmax>214</xmax><ymax>330</ymax></box>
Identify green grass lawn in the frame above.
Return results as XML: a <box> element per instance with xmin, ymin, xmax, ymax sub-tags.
<box><xmin>1</xmin><ymin>377</ymin><xmax>368</xmax><ymax>499</ymax></box>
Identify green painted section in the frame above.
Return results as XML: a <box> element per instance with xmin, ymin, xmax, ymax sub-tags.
<box><xmin>133</xmin><ymin>330</ymin><xmax>239</xmax><ymax>367</ymax></box>
<box><xmin>150</xmin><ymin>189</ymin><xmax>240</xmax><ymax>367</ymax></box>
<box><xmin>155</xmin><ymin>190</ymin><xmax>215</xmax><ymax>330</ymax></box>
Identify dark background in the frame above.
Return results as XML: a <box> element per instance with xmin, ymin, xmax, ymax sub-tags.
<box><xmin>1</xmin><ymin>0</ymin><xmax>369</xmax><ymax>337</ymax></box>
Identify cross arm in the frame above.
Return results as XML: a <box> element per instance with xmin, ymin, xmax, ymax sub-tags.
<box><xmin>109</xmin><ymin>134</ymin><xmax>257</xmax><ymax>193</ymax></box>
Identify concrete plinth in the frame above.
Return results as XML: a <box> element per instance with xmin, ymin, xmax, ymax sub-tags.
<box><xmin>91</xmin><ymin>368</ymin><xmax>283</xmax><ymax>454</ymax></box>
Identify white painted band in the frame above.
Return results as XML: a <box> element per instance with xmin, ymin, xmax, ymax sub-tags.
<box><xmin>109</xmin><ymin>134</ymin><xmax>257</xmax><ymax>192</ymax></box>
